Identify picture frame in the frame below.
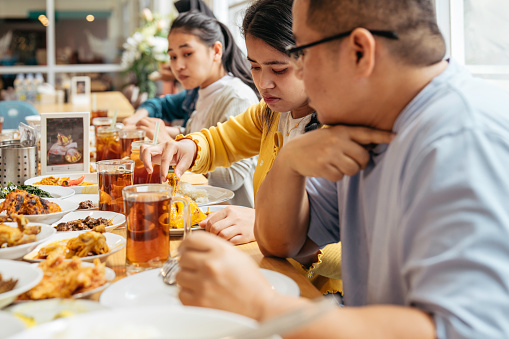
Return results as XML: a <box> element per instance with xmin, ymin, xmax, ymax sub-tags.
<box><xmin>71</xmin><ymin>76</ymin><xmax>91</xmax><ymax>105</ymax></box>
<box><xmin>40</xmin><ymin>112</ymin><xmax>90</xmax><ymax>175</ymax></box>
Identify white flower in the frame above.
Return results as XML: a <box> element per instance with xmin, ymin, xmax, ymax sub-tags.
<box><xmin>142</xmin><ymin>8</ymin><xmax>153</xmax><ymax>22</ymax></box>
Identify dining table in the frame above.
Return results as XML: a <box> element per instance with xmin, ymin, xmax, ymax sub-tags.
<box><xmin>90</xmin><ymin>225</ymin><xmax>323</xmax><ymax>301</ymax></box>
<box><xmin>34</xmin><ymin>91</ymin><xmax>134</xmax><ymax>119</ymax></box>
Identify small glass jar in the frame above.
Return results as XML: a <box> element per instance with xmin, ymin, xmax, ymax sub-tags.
<box><xmin>130</xmin><ymin>140</ymin><xmax>162</xmax><ymax>184</ymax></box>
<box><xmin>96</xmin><ymin>126</ymin><xmax>121</xmax><ymax>161</ymax></box>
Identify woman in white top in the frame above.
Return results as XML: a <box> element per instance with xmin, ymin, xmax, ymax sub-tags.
<box><xmin>133</xmin><ymin>11</ymin><xmax>259</xmax><ymax>207</ymax></box>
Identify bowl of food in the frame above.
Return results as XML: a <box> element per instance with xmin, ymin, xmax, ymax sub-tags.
<box><xmin>25</xmin><ymin>173</ymin><xmax>98</xmax><ymax>194</ymax></box>
<box><xmin>0</xmin><ymin>260</ymin><xmax>43</xmax><ymax>309</ymax></box>
<box><xmin>0</xmin><ymin>221</ymin><xmax>56</xmax><ymax>260</ymax></box>
<box><xmin>0</xmin><ymin>192</ymin><xmax>79</xmax><ymax>225</ymax></box>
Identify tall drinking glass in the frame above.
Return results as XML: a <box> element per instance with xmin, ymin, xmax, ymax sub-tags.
<box><xmin>120</xmin><ymin>129</ymin><xmax>145</xmax><ymax>158</ymax></box>
<box><xmin>130</xmin><ymin>140</ymin><xmax>162</xmax><ymax>184</ymax></box>
<box><xmin>123</xmin><ymin>184</ymin><xmax>190</xmax><ymax>275</ymax></box>
<box><xmin>96</xmin><ymin>126</ymin><xmax>121</xmax><ymax>161</ymax></box>
<box><xmin>97</xmin><ymin>159</ymin><xmax>134</xmax><ymax>214</ymax></box>
<box><xmin>91</xmin><ymin>109</ymin><xmax>108</xmax><ymax>123</ymax></box>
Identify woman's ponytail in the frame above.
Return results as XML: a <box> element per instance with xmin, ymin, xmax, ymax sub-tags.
<box><xmin>217</xmin><ymin>21</ymin><xmax>258</xmax><ymax>98</ymax></box>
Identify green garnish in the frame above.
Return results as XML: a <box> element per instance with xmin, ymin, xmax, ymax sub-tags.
<box><xmin>0</xmin><ymin>182</ymin><xmax>52</xmax><ymax>199</ymax></box>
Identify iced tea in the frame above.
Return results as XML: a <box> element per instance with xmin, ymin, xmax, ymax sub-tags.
<box><xmin>123</xmin><ymin>184</ymin><xmax>190</xmax><ymax>275</ymax></box>
<box><xmin>125</xmin><ymin>194</ymin><xmax>171</xmax><ymax>272</ymax></box>
<box><xmin>120</xmin><ymin>129</ymin><xmax>145</xmax><ymax>158</ymax></box>
<box><xmin>96</xmin><ymin>126</ymin><xmax>121</xmax><ymax>161</ymax></box>
<box><xmin>97</xmin><ymin>159</ymin><xmax>134</xmax><ymax>214</ymax></box>
<box><xmin>91</xmin><ymin>109</ymin><xmax>108</xmax><ymax>123</ymax></box>
<box><xmin>130</xmin><ymin>141</ymin><xmax>162</xmax><ymax>184</ymax></box>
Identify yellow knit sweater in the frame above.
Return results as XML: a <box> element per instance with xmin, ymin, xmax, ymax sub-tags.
<box><xmin>177</xmin><ymin>100</ymin><xmax>342</xmax><ymax>294</ymax></box>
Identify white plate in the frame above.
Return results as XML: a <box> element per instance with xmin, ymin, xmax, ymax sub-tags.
<box><xmin>169</xmin><ymin>205</ymin><xmax>230</xmax><ymax>236</ymax></box>
<box><xmin>25</xmin><ymin>173</ymin><xmax>98</xmax><ymax>194</ymax></box>
<box><xmin>99</xmin><ymin>268</ymin><xmax>299</xmax><ymax>309</ymax></box>
<box><xmin>0</xmin><ymin>260</ymin><xmax>43</xmax><ymax>309</ymax></box>
<box><xmin>66</xmin><ymin>263</ymin><xmax>115</xmax><ymax>299</ymax></box>
<box><xmin>18</xmin><ymin>185</ymin><xmax>75</xmax><ymax>199</ymax></box>
<box><xmin>51</xmin><ymin>211</ymin><xmax>125</xmax><ymax>232</ymax></box>
<box><xmin>15</xmin><ymin>262</ymin><xmax>116</xmax><ymax>302</ymax></box>
<box><xmin>23</xmin><ymin>231</ymin><xmax>126</xmax><ymax>263</ymax></box>
<box><xmin>0</xmin><ymin>223</ymin><xmax>56</xmax><ymax>260</ymax></box>
<box><xmin>180</xmin><ymin>185</ymin><xmax>234</xmax><ymax>207</ymax></box>
<box><xmin>0</xmin><ymin>312</ymin><xmax>26</xmax><ymax>338</ymax></box>
<box><xmin>0</xmin><ymin>199</ymin><xmax>79</xmax><ymax>225</ymax></box>
<box><xmin>62</xmin><ymin>194</ymin><xmax>98</xmax><ymax>210</ymax></box>
<box><xmin>8</xmin><ymin>305</ymin><xmax>260</xmax><ymax>339</ymax></box>
<box><xmin>5</xmin><ymin>299</ymin><xmax>107</xmax><ymax>326</ymax></box>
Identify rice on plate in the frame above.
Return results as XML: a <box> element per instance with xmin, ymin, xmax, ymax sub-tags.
<box><xmin>176</xmin><ymin>182</ymin><xmax>208</xmax><ymax>204</ymax></box>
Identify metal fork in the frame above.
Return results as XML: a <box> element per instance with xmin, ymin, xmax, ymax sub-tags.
<box><xmin>160</xmin><ymin>193</ymin><xmax>191</xmax><ymax>286</ymax></box>
<box><xmin>160</xmin><ymin>251</ymin><xmax>180</xmax><ymax>285</ymax></box>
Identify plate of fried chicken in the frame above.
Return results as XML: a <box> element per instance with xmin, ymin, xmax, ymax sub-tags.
<box><xmin>0</xmin><ymin>216</ymin><xmax>56</xmax><ymax>260</ymax></box>
<box><xmin>0</xmin><ymin>190</ymin><xmax>78</xmax><ymax>225</ymax></box>
<box><xmin>22</xmin><ymin>228</ymin><xmax>126</xmax><ymax>263</ymax></box>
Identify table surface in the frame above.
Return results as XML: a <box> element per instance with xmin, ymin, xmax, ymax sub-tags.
<box><xmin>34</xmin><ymin>91</ymin><xmax>134</xmax><ymax>119</ymax></box>
<box><xmin>90</xmin><ymin>226</ymin><xmax>322</xmax><ymax>301</ymax></box>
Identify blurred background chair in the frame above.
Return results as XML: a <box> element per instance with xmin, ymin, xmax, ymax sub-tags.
<box><xmin>0</xmin><ymin>101</ymin><xmax>39</xmax><ymax>129</ymax></box>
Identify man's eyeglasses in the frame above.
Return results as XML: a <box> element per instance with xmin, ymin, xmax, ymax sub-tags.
<box><xmin>285</xmin><ymin>29</ymin><xmax>399</xmax><ymax>68</ymax></box>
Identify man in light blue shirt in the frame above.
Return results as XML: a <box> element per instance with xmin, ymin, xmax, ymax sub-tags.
<box><xmin>172</xmin><ymin>0</ymin><xmax>509</xmax><ymax>338</ymax></box>
<box><xmin>305</xmin><ymin>58</ymin><xmax>509</xmax><ymax>337</ymax></box>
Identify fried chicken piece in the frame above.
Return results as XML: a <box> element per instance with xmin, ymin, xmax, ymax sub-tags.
<box><xmin>66</xmin><ymin>231</ymin><xmax>109</xmax><ymax>258</ymax></box>
<box><xmin>35</xmin><ymin>242</ymin><xmax>67</xmax><ymax>259</ymax></box>
<box><xmin>13</xmin><ymin>234</ymin><xmax>37</xmax><ymax>246</ymax></box>
<box><xmin>23</xmin><ymin>225</ymin><xmax>41</xmax><ymax>235</ymax></box>
<box><xmin>0</xmin><ymin>224</ymin><xmax>23</xmax><ymax>247</ymax></box>
<box><xmin>18</xmin><ymin>256</ymin><xmax>107</xmax><ymax>300</ymax></box>
<box><xmin>167</xmin><ymin>172</ymin><xmax>180</xmax><ymax>197</ymax></box>
<box><xmin>12</xmin><ymin>214</ymin><xmax>28</xmax><ymax>232</ymax></box>
<box><xmin>0</xmin><ymin>190</ymin><xmax>61</xmax><ymax>215</ymax></box>
<box><xmin>170</xmin><ymin>195</ymin><xmax>206</xmax><ymax>229</ymax></box>
<box><xmin>91</xmin><ymin>224</ymin><xmax>106</xmax><ymax>233</ymax></box>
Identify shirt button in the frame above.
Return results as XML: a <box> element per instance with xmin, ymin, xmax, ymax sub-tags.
<box><xmin>260</xmin><ymin>160</ymin><xmax>264</xmax><ymax>166</ymax></box>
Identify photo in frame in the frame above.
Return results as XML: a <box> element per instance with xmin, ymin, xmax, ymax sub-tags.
<box><xmin>71</xmin><ymin>76</ymin><xmax>91</xmax><ymax>105</ymax></box>
<box><xmin>40</xmin><ymin>112</ymin><xmax>90</xmax><ymax>175</ymax></box>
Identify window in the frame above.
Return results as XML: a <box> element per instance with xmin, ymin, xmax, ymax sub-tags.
<box><xmin>0</xmin><ymin>0</ymin><xmax>172</xmax><ymax>91</ymax></box>
<box><xmin>437</xmin><ymin>0</ymin><xmax>509</xmax><ymax>91</ymax></box>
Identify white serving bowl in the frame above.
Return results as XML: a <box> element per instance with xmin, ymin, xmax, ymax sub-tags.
<box><xmin>0</xmin><ymin>223</ymin><xmax>56</xmax><ymax>260</ymax></box>
<box><xmin>5</xmin><ymin>299</ymin><xmax>107</xmax><ymax>325</ymax></box>
<box><xmin>8</xmin><ymin>305</ymin><xmax>261</xmax><ymax>339</ymax></box>
<box><xmin>25</xmin><ymin>173</ymin><xmax>98</xmax><ymax>194</ymax></box>
<box><xmin>0</xmin><ymin>198</ymin><xmax>79</xmax><ymax>225</ymax></box>
<box><xmin>0</xmin><ymin>260</ymin><xmax>43</xmax><ymax>309</ymax></box>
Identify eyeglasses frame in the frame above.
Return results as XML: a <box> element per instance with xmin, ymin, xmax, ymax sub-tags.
<box><xmin>285</xmin><ymin>29</ymin><xmax>399</xmax><ymax>60</ymax></box>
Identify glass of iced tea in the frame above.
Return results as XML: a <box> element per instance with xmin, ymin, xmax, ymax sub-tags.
<box><xmin>123</xmin><ymin>184</ymin><xmax>191</xmax><ymax>275</ymax></box>
<box><xmin>130</xmin><ymin>140</ymin><xmax>162</xmax><ymax>184</ymax></box>
<box><xmin>96</xmin><ymin>126</ymin><xmax>122</xmax><ymax>161</ymax></box>
<box><xmin>120</xmin><ymin>129</ymin><xmax>145</xmax><ymax>158</ymax></box>
<box><xmin>92</xmin><ymin>117</ymin><xmax>112</xmax><ymax>134</ymax></box>
<box><xmin>97</xmin><ymin>159</ymin><xmax>134</xmax><ymax>214</ymax></box>
<box><xmin>91</xmin><ymin>109</ymin><xmax>108</xmax><ymax>123</ymax></box>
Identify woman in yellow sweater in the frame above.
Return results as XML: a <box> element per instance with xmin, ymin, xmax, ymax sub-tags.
<box><xmin>141</xmin><ymin>0</ymin><xmax>342</xmax><ymax>294</ymax></box>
